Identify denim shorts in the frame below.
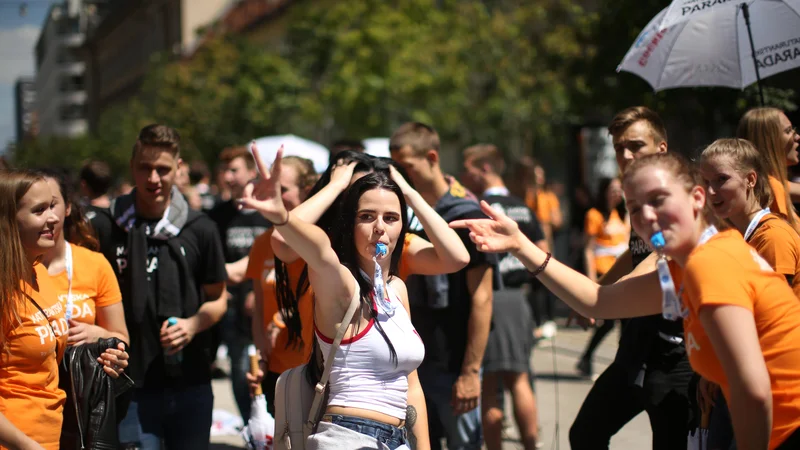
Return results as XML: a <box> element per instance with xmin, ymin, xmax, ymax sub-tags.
<box><xmin>322</xmin><ymin>414</ymin><xmax>409</xmax><ymax>449</ymax></box>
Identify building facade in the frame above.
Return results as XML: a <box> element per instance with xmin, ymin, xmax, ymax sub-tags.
<box><xmin>83</xmin><ymin>0</ymin><xmax>233</xmax><ymax>131</ymax></box>
<box><xmin>33</xmin><ymin>0</ymin><xmax>110</xmax><ymax>137</ymax></box>
<box><xmin>14</xmin><ymin>78</ymin><xmax>37</xmax><ymax>142</ymax></box>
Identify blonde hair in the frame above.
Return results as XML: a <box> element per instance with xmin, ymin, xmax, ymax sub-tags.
<box><xmin>622</xmin><ymin>153</ymin><xmax>725</xmax><ymax>230</ymax></box>
<box><xmin>282</xmin><ymin>156</ymin><xmax>318</xmax><ymax>200</ymax></box>
<box><xmin>737</xmin><ymin>107</ymin><xmax>796</xmax><ymax>227</ymax></box>
<box><xmin>0</xmin><ymin>170</ymin><xmax>46</xmax><ymax>352</ymax></box>
<box><xmin>700</xmin><ymin>138</ymin><xmax>772</xmax><ymax>209</ymax></box>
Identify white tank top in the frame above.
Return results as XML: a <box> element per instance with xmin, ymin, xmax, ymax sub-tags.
<box><xmin>315</xmin><ymin>284</ymin><xmax>425</xmax><ymax>419</ymax></box>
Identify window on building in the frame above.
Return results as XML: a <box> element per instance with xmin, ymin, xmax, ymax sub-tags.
<box><xmin>59</xmin><ymin>103</ymin><xmax>87</xmax><ymax>121</ymax></box>
<box><xmin>59</xmin><ymin>74</ymin><xmax>85</xmax><ymax>92</ymax></box>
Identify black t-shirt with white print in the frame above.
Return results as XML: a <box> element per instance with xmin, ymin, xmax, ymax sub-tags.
<box><xmin>91</xmin><ymin>209</ymin><xmax>227</xmax><ymax>387</ymax></box>
<box><xmin>614</xmin><ymin>230</ymin><xmax>690</xmax><ymax>393</ymax></box>
<box><xmin>482</xmin><ymin>190</ymin><xmax>545</xmax><ymax>288</ymax></box>
<box><xmin>208</xmin><ymin>200</ymin><xmax>271</xmax><ymax>335</ymax></box>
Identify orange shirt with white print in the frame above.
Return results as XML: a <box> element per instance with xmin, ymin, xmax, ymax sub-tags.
<box><xmin>584</xmin><ymin>208</ymin><xmax>629</xmax><ymax>275</ymax></box>
<box><xmin>768</xmin><ymin>176</ymin><xmax>800</xmax><ymax>233</ymax></box>
<box><xmin>748</xmin><ymin>213</ymin><xmax>800</xmax><ymax>298</ymax></box>
<box><xmin>0</xmin><ymin>264</ymin><xmax>68</xmax><ymax>450</ymax></box>
<box><xmin>669</xmin><ymin>230</ymin><xmax>800</xmax><ymax>449</ymax></box>
<box><xmin>48</xmin><ymin>243</ymin><xmax>122</xmax><ymax>331</ymax></box>
<box><xmin>248</xmin><ymin>230</ymin><xmax>419</xmax><ymax>374</ymax></box>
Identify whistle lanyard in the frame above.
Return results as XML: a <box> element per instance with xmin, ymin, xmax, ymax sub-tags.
<box><xmin>744</xmin><ymin>208</ymin><xmax>770</xmax><ymax>241</ymax></box>
<box><xmin>64</xmin><ymin>243</ymin><xmax>74</xmax><ymax>324</ymax></box>
<box><xmin>655</xmin><ymin>226</ymin><xmax>718</xmax><ymax>321</ymax></box>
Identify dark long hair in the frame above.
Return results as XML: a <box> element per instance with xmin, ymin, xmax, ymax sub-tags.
<box><xmin>306</xmin><ymin>172</ymin><xmax>410</xmax><ymax>385</ymax></box>
<box><xmin>594</xmin><ymin>177</ymin><xmax>626</xmax><ymax>222</ymax></box>
<box><xmin>38</xmin><ymin>168</ymin><xmax>99</xmax><ymax>251</ymax></box>
<box><xmin>274</xmin><ymin>150</ymin><xmax>375</xmax><ymax>349</ymax></box>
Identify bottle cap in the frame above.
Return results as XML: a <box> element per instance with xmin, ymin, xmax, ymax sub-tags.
<box><xmin>650</xmin><ymin>231</ymin><xmax>666</xmax><ymax>250</ymax></box>
<box><xmin>168</xmin><ymin>317</ymin><xmax>178</xmax><ymax>326</ymax></box>
<box><xmin>376</xmin><ymin>243</ymin><xmax>388</xmax><ymax>257</ymax></box>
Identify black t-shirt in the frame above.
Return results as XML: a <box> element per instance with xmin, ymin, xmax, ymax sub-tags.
<box><xmin>407</xmin><ymin>186</ymin><xmax>498</xmax><ymax>374</ymax></box>
<box><xmin>614</xmin><ymin>231</ymin><xmax>688</xmax><ymax>383</ymax></box>
<box><xmin>91</xmin><ymin>210</ymin><xmax>227</xmax><ymax>387</ymax></box>
<box><xmin>208</xmin><ymin>201</ymin><xmax>271</xmax><ymax>335</ymax></box>
<box><xmin>482</xmin><ymin>192</ymin><xmax>544</xmax><ymax>288</ymax></box>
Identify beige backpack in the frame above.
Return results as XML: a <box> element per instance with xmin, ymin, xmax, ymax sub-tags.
<box><xmin>273</xmin><ymin>284</ymin><xmax>361</xmax><ymax>450</ymax></box>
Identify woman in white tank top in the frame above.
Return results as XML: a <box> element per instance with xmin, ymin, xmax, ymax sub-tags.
<box><xmin>240</xmin><ymin>146</ymin><xmax>431</xmax><ymax>449</ymax></box>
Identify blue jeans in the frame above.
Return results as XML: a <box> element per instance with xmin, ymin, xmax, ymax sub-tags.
<box><xmin>324</xmin><ymin>415</ymin><xmax>409</xmax><ymax>449</ymax></box>
<box><xmin>418</xmin><ymin>366</ymin><xmax>482</xmax><ymax>450</ymax></box>
<box><xmin>118</xmin><ymin>384</ymin><xmax>214</xmax><ymax>450</ymax></box>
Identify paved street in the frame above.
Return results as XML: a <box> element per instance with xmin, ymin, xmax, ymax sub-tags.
<box><xmin>210</xmin><ymin>320</ymin><xmax>652</xmax><ymax>449</ymax></box>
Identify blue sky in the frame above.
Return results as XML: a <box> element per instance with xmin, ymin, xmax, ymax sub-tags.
<box><xmin>0</xmin><ymin>1</ymin><xmax>55</xmax><ymax>151</ymax></box>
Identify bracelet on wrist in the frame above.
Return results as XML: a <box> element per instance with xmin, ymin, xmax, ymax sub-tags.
<box><xmin>272</xmin><ymin>211</ymin><xmax>290</xmax><ymax>227</ymax></box>
<box><xmin>529</xmin><ymin>252</ymin><xmax>552</xmax><ymax>277</ymax></box>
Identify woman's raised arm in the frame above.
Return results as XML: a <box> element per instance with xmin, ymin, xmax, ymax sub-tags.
<box><xmin>450</xmin><ymin>200</ymin><xmax>662</xmax><ymax>319</ymax></box>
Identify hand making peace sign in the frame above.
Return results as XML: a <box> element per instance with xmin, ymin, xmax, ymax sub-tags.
<box><xmin>238</xmin><ymin>142</ymin><xmax>290</xmax><ymax>225</ymax></box>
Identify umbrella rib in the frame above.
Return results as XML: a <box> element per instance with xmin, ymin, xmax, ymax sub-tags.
<box><xmin>735</xmin><ymin>3</ymin><xmax>744</xmax><ymax>88</ymax></box>
<box><xmin>655</xmin><ymin>23</ymin><xmax>686</xmax><ymax>90</ymax></box>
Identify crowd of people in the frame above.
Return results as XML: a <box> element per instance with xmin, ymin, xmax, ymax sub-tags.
<box><xmin>0</xmin><ymin>103</ymin><xmax>798</xmax><ymax>450</ymax></box>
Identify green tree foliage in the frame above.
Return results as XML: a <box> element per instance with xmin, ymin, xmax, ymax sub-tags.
<box><xmin>12</xmin><ymin>0</ymin><xmax>594</xmax><ymax>172</ymax></box>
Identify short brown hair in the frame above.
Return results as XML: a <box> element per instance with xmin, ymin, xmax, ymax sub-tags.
<box><xmin>219</xmin><ymin>146</ymin><xmax>255</xmax><ymax>169</ymax></box>
<box><xmin>132</xmin><ymin>124</ymin><xmax>180</xmax><ymax>158</ymax></box>
<box><xmin>463</xmin><ymin>144</ymin><xmax>506</xmax><ymax>175</ymax></box>
<box><xmin>282</xmin><ymin>156</ymin><xmax>318</xmax><ymax>194</ymax></box>
<box><xmin>389</xmin><ymin>122</ymin><xmax>440</xmax><ymax>156</ymax></box>
<box><xmin>79</xmin><ymin>160</ymin><xmax>112</xmax><ymax>197</ymax></box>
<box><xmin>608</xmin><ymin>106</ymin><xmax>668</xmax><ymax>144</ymax></box>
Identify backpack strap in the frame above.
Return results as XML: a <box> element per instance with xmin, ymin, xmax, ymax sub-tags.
<box><xmin>306</xmin><ymin>277</ymin><xmax>362</xmax><ymax>428</ymax></box>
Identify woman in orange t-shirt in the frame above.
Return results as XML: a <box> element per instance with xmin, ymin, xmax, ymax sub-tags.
<box><xmin>452</xmin><ymin>151</ymin><xmax>800</xmax><ymax>449</ymax></box>
<box><xmin>0</xmin><ymin>170</ymin><xmax>128</xmax><ymax>450</ymax></box>
<box><xmin>577</xmin><ymin>177</ymin><xmax>629</xmax><ymax>378</ymax></box>
<box><xmin>738</xmin><ymin>107</ymin><xmax>800</xmax><ymax>233</ymax></box>
<box><xmin>39</xmin><ymin>171</ymin><xmax>128</xmax><ymax>345</ymax></box>
<box><xmin>701</xmin><ymin>139</ymin><xmax>800</xmax><ymax>297</ymax></box>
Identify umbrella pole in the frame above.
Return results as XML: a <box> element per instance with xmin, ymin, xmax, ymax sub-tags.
<box><xmin>741</xmin><ymin>3</ymin><xmax>765</xmax><ymax>106</ymax></box>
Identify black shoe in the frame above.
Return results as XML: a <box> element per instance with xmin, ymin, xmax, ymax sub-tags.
<box><xmin>576</xmin><ymin>358</ymin><xmax>593</xmax><ymax>379</ymax></box>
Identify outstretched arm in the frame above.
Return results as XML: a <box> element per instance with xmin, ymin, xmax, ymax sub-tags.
<box><xmin>389</xmin><ymin>165</ymin><xmax>470</xmax><ymax>275</ymax></box>
<box><xmin>272</xmin><ymin>162</ymin><xmax>357</xmax><ymax>263</ymax></box>
<box><xmin>240</xmin><ymin>144</ymin><xmax>355</xmax><ymax>312</ymax></box>
<box><xmin>450</xmin><ymin>201</ymin><xmax>662</xmax><ymax>319</ymax></box>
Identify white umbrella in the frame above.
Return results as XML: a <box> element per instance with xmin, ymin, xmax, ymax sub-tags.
<box><xmin>252</xmin><ymin>134</ymin><xmax>330</xmax><ymax>173</ymax></box>
<box><xmin>364</xmin><ymin>137</ymin><xmax>391</xmax><ymax>158</ymax></box>
<box><xmin>617</xmin><ymin>1</ymin><xmax>800</xmax><ymax>103</ymax></box>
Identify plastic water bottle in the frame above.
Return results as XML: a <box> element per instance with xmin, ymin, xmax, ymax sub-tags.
<box><xmin>164</xmin><ymin>317</ymin><xmax>183</xmax><ymax>378</ymax></box>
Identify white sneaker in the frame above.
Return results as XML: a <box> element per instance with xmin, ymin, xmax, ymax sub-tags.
<box><xmin>541</xmin><ymin>321</ymin><xmax>558</xmax><ymax>339</ymax></box>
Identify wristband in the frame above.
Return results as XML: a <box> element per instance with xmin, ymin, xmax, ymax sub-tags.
<box><xmin>529</xmin><ymin>252</ymin><xmax>552</xmax><ymax>277</ymax></box>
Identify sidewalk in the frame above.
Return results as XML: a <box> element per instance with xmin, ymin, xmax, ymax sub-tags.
<box><xmin>210</xmin><ymin>320</ymin><xmax>653</xmax><ymax>449</ymax></box>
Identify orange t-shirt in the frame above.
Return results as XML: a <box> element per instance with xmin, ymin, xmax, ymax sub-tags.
<box><xmin>48</xmin><ymin>243</ymin><xmax>122</xmax><ymax>329</ymax></box>
<box><xmin>525</xmin><ymin>189</ymin><xmax>559</xmax><ymax>225</ymax></box>
<box><xmin>670</xmin><ymin>230</ymin><xmax>800</xmax><ymax>449</ymax></box>
<box><xmin>748</xmin><ymin>213</ymin><xmax>800</xmax><ymax>298</ymax></box>
<box><xmin>0</xmin><ymin>265</ymin><xmax>68</xmax><ymax>450</ymax></box>
<box><xmin>768</xmin><ymin>176</ymin><xmax>800</xmax><ymax>233</ymax></box>
<box><xmin>248</xmin><ymin>231</ymin><xmax>418</xmax><ymax>374</ymax></box>
<box><xmin>247</xmin><ymin>230</ymin><xmax>315</xmax><ymax>374</ymax></box>
<box><xmin>584</xmin><ymin>208</ymin><xmax>629</xmax><ymax>275</ymax></box>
